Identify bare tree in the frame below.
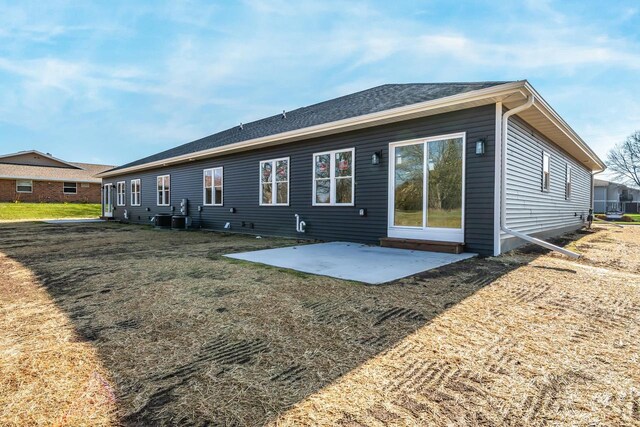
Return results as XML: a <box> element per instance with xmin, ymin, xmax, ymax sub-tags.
<box><xmin>606</xmin><ymin>131</ymin><xmax>640</xmax><ymax>187</ymax></box>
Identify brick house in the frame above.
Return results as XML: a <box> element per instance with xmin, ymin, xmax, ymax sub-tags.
<box><xmin>0</xmin><ymin>150</ymin><xmax>113</xmax><ymax>203</ymax></box>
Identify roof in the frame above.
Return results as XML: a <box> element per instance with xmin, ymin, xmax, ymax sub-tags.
<box><xmin>0</xmin><ymin>150</ymin><xmax>83</xmax><ymax>169</ymax></box>
<box><xmin>594</xmin><ymin>176</ymin><xmax>640</xmax><ymax>191</ymax></box>
<box><xmin>111</xmin><ymin>82</ymin><xmax>511</xmax><ymax>172</ymax></box>
<box><xmin>99</xmin><ymin>80</ymin><xmax>606</xmax><ymax>177</ymax></box>
<box><xmin>0</xmin><ymin>161</ymin><xmax>114</xmax><ymax>183</ymax></box>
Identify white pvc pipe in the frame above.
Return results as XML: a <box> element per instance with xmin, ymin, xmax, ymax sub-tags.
<box><xmin>295</xmin><ymin>214</ymin><xmax>306</xmax><ymax>233</ymax></box>
<box><xmin>502</xmin><ymin>227</ymin><xmax>581</xmax><ymax>259</ymax></box>
<box><xmin>500</xmin><ymin>94</ymin><xmax>581</xmax><ymax>259</ymax></box>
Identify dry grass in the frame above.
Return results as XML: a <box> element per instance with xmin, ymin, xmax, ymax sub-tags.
<box><xmin>0</xmin><ymin>254</ymin><xmax>117</xmax><ymax>426</ymax></box>
<box><xmin>274</xmin><ymin>226</ymin><xmax>640</xmax><ymax>426</ymax></box>
<box><xmin>1</xmin><ymin>221</ymin><xmax>639</xmax><ymax>426</ymax></box>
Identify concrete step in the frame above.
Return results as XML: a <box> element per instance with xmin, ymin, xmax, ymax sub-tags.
<box><xmin>380</xmin><ymin>237</ymin><xmax>465</xmax><ymax>254</ymax></box>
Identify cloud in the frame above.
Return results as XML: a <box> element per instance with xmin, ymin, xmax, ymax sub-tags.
<box><xmin>0</xmin><ymin>0</ymin><xmax>639</xmax><ymax>165</ymax></box>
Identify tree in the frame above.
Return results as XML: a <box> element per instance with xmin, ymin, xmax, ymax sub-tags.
<box><xmin>607</xmin><ymin>131</ymin><xmax>640</xmax><ymax>187</ymax></box>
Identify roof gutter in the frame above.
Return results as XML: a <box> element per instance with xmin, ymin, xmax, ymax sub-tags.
<box><xmin>500</xmin><ymin>95</ymin><xmax>581</xmax><ymax>259</ymax></box>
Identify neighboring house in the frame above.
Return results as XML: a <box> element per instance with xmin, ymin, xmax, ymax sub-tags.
<box><xmin>97</xmin><ymin>81</ymin><xmax>605</xmax><ymax>256</ymax></box>
<box><xmin>593</xmin><ymin>177</ymin><xmax>640</xmax><ymax>213</ymax></box>
<box><xmin>0</xmin><ymin>150</ymin><xmax>114</xmax><ymax>203</ymax></box>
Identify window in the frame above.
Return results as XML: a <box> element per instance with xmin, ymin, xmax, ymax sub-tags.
<box><xmin>16</xmin><ymin>179</ymin><xmax>32</xmax><ymax>193</ymax></box>
<box><xmin>157</xmin><ymin>175</ymin><xmax>170</xmax><ymax>206</ymax></box>
<box><xmin>313</xmin><ymin>148</ymin><xmax>355</xmax><ymax>206</ymax></box>
<box><xmin>116</xmin><ymin>181</ymin><xmax>126</xmax><ymax>206</ymax></box>
<box><xmin>63</xmin><ymin>182</ymin><xmax>77</xmax><ymax>194</ymax></box>
<box><xmin>130</xmin><ymin>179</ymin><xmax>141</xmax><ymax>206</ymax></box>
<box><xmin>542</xmin><ymin>152</ymin><xmax>550</xmax><ymax>192</ymax></box>
<box><xmin>203</xmin><ymin>167</ymin><xmax>223</xmax><ymax>206</ymax></box>
<box><xmin>565</xmin><ymin>164</ymin><xmax>572</xmax><ymax>199</ymax></box>
<box><xmin>260</xmin><ymin>157</ymin><xmax>289</xmax><ymax>205</ymax></box>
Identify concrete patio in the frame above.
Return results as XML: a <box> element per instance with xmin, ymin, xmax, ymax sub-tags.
<box><xmin>225</xmin><ymin>242</ymin><xmax>477</xmax><ymax>284</ymax></box>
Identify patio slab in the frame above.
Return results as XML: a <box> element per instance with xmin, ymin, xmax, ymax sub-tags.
<box><xmin>42</xmin><ymin>219</ymin><xmax>105</xmax><ymax>224</ymax></box>
<box><xmin>225</xmin><ymin>242</ymin><xmax>477</xmax><ymax>284</ymax></box>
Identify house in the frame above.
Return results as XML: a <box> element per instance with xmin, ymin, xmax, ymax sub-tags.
<box><xmin>593</xmin><ymin>177</ymin><xmax>640</xmax><ymax>213</ymax></box>
<box><xmin>0</xmin><ymin>150</ymin><xmax>113</xmax><ymax>203</ymax></box>
<box><xmin>97</xmin><ymin>81</ymin><xmax>605</xmax><ymax>256</ymax></box>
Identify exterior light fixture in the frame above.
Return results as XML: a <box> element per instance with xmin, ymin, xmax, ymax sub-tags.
<box><xmin>475</xmin><ymin>139</ymin><xmax>486</xmax><ymax>156</ymax></box>
<box><xmin>371</xmin><ymin>150</ymin><xmax>382</xmax><ymax>165</ymax></box>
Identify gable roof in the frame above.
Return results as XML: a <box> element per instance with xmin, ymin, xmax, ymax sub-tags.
<box><xmin>98</xmin><ymin>80</ymin><xmax>606</xmax><ymax>177</ymax></box>
<box><xmin>110</xmin><ymin>82</ymin><xmax>510</xmax><ymax>172</ymax></box>
<box><xmin>0</xmin><ymin>150</ymin><xmax>83</xmax><ymax>169</ymax></box>
<box><xmin>594</xmin><ymin>176</ymin><xmax>640</xmax><ymax>191</ymax></box>
<box><xmin>0</xmin><ymin>151</ymin><xmax>114</xmax><ymax>183</ymax></box>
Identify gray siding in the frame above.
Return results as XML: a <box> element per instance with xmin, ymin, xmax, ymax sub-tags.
<box><xmin>593</xmin><ymin>186</ymin><xmax>607</xmax><ymax>213</ymax></box>
<box><xmin>105</xmin><ymin>105</ymin><xmax>497</xmax><ymax>255</ymax></box>
<box><xmin>501</xmin><ymin>116</ymin><xmax>591</xmax><ymax>249</ymax></box>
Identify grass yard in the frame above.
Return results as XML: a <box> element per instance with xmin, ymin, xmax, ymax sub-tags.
<box><xmin>1</xmin><ymin>222</ymin><xmax>639</xmax><ymax>425</ymax></box>
<box><xmin>625</xmin><ymin>213</ymin><xmax>640</xmax><ymax>222</ymax></box>
<box><xmin>393</xmin><ymin>208</ymin><xmax>462</xmax><ymax>228</ymax></box>
<box><xmin>0</xmin><ymin>203</ymin><xmax>101</xmax><ymax>221</ymax></box>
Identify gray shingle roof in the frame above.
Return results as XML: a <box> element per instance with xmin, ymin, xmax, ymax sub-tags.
<box><xmin>113</xmin><ymin>82</ymin><xmax>513</xmax><ymax>171</ymax></box>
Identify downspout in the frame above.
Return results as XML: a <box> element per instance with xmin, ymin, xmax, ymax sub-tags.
<box><xmin>500</xmin><ymin>95</ymin><xmax>581</xmax><ymax>259</ymax></box>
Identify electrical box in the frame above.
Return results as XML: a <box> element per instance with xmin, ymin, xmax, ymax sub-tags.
<box><xmin>180</xmin><ymin>199</ymin><xmax>188</xmax><ymax>216</ymax></box>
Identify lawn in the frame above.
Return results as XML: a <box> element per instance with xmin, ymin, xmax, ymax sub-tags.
<box><xmin>626</xmin><ymin>213</ymin><xmax>640</xmax><ymax>222</ymax></box>
<box><xmin>394</xmin><ymin>208</ymin><xmax>462</xmax><ymax>228</ymax></box>
<box><xmin>0</xmin><ymin>203</ymin><xmax>101</xmax><ymax>221</ymax></box>
<box><xmin>596</xmin><ymin>212</ymin><xmax>640</xmax><ymax>224</ymax></box>
<box><xmin>1</xmin><ymin>222</ymin><xmax>639</xmax><ymax>425</ymax></box>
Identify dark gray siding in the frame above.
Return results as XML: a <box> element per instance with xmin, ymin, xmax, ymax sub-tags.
<box><xmin>105</xmin><ymin>105</ymin><xmax>497</xmax><ymax>255</ymax></box>
<box><xmin>501</xmin><ymin>115</ymin><xmax>591</xmax><ymax>250</ymax></box>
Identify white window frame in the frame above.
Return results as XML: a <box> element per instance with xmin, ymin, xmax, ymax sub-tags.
<box><xmin>387</xmin><ymin>133</ymin><xmax>466</xmax><ymax>243</ymax></box>
<box><xmin>259</xmin><ymin>157</ymin><xmax>290</xmax><ymax>206</ymax></box>
<box><xmin>63</xmin><ymin>182</ymin><xmax>77</xmax><ymax>195</ymax></box>
<box><xmin>203</xmin><ymin>167</ymin><xmax>224</xmax><ymax>206</ymax></box>
<box><xmin>16</xmin><ymin>179</ymin><xmax>33</xmax><ymax>193</ymax></box>
<box><xmin>565</xmin><ymin>164</ymin><xmax>572</xmax><ymax>200</ymax></box>
<box><xmin>542</xmin><ymin>152</ymin><xmax>550</xmax><ymax>192</ymax></box>
<box><xmin>312</xmin><ymin>148</ymin><xmax>355</xmax><ymax>206</ymax></box>
<box><xmin>130</xmin><ymin>179</ymin><xmax>141</xmax><ymax>206</ymax></box>
<box><xmin>116</xmin><ymin>181</ymin><xmax>126</xmax><ymax>206</ymax></box>
<box><xmin>157</xmin><ymin>175</ymin><xmax>170</xmax><ymax>206</ymax></box>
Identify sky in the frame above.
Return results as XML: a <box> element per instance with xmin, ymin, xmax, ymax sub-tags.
<box><xmin>0</xmin><ymin>0</ymin><xmax>639</xmax><ymax>169</ymax></box>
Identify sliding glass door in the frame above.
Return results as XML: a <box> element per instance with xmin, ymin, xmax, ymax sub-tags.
<box><xmin>388</xmin><ymin>133</ymin><xmax>465</xmax><ymax>242</ymax></box>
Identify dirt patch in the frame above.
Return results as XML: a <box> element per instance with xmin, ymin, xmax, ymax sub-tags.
<box><xmin>273</xmin><ymin>224</ymin><xmax>640</xmax><ymax>426</ymax></box>
<box><xmin>1</xmin><ymin>222</ymin><xmax>639</xmax><ymax>426</ymax></box>
<box><xmin>0</xmin><ymin>222</ymin><xmax>513</xmax><ymax>425</ymax></box>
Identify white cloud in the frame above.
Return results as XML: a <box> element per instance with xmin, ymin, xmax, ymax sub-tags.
<box><xmin>1</xmin><ymin>0</ymin><xmax>639</xmax><ymax>165</ymax></box>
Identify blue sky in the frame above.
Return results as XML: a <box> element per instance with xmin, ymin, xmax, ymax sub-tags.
<box><xmin>1</xmin><ymin>0</ymin><xmax>638</xmax><ymax>167</ymax></box>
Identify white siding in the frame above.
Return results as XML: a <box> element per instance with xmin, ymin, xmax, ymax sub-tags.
<box><xmin>501</xmin><ymin>116</ymin><xmax>591</xmax><ymax>242</ymax></box>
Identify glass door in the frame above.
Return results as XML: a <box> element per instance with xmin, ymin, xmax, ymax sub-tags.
<box><xmin>103</xmin><ymin>184</ymin><xmax>113</xmax><ymax>217</ymax></box>
<box><xmin>388</xmin><ymin>133</ymin><xmax>465</xmax><ymax>242</ymax></box>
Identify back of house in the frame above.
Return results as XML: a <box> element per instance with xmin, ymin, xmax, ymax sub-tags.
<box><xmin>0</xmin><ymin>150</ymin><xmax>113</xmax><ymax>203</ymax></box>
<box><xmin>97</xmin><ymin>81</ymin><xmax>605</xmax><ymax>256</ymax></box>
<box><xmin>593</xmin><ymin>177</ymin><xmax>640</xmax><ymax>214</ymax></box>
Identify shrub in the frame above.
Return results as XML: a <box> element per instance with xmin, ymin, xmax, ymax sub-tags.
<box><xmin>620</xmin><ymin>215</ymin><xmax>636</xmax><ymax>222</ymax></box>
<box><xmin>595</xmin><ymin>214</ymin><xmax>607</xmax><ymax>220</ymax></box>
